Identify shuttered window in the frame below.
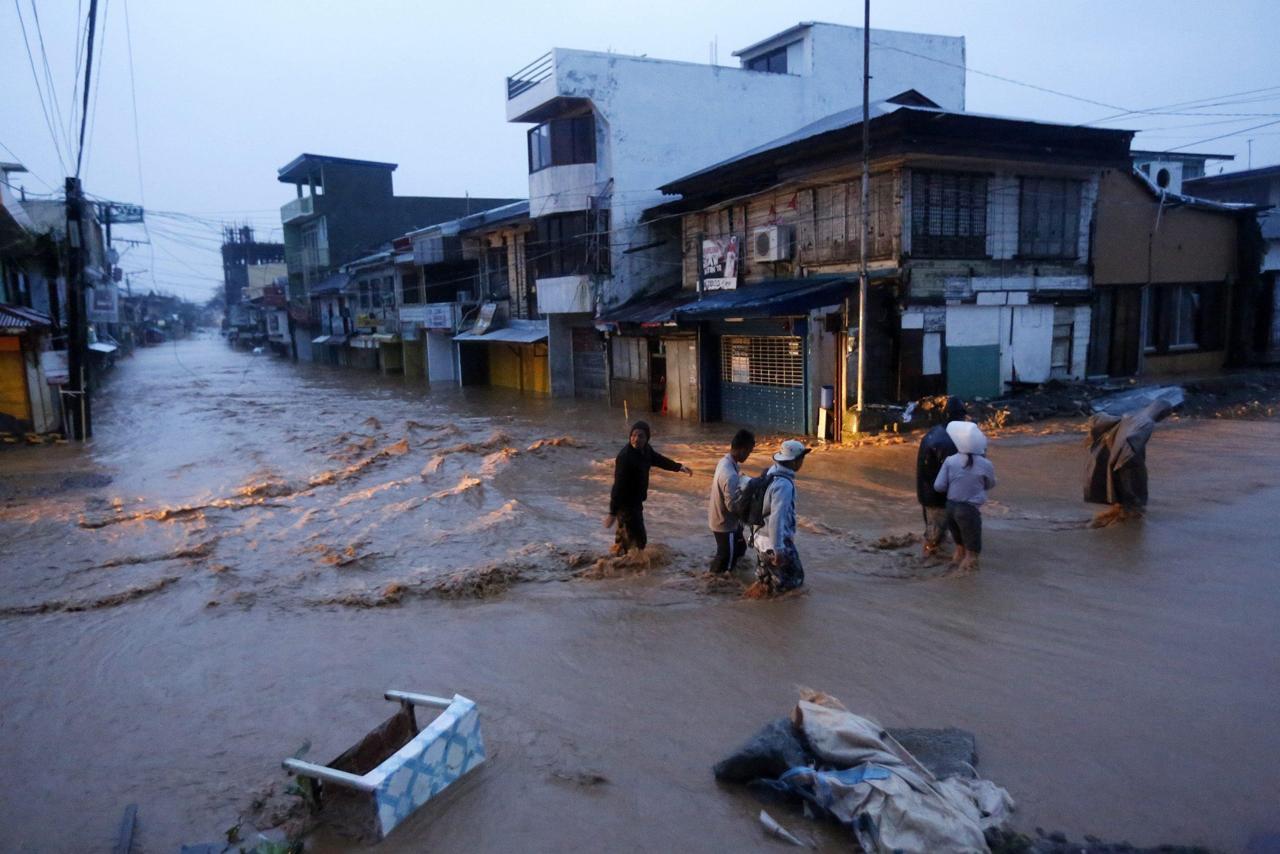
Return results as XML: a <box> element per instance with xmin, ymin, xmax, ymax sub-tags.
<box><xmin>720</xmin><ymin>336</ymin><xmax>803</xmax><ymax>387</ymax></box>
<box><xmin>910</xmin><ymin>171</ymin><xmax>988</xmax><ymax>258</ymax></box>
<box><xmin>1018</xmin><ymin>177</ymin><xmax>1082</xmax><ymax>258</ymax></box>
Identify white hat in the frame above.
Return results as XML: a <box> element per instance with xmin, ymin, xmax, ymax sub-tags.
<box><xmin>773</xmin><ymin>439</ymin><xmax>810</xmax><ymax>462</ymax></box>
<box><xmin>946</xmin><ymin>420</ymin><xmax>988</xmax><ymax>455</ymax></box>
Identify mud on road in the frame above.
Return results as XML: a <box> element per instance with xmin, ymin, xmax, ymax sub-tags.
<box><xmin>1</xmin><ymin>337</ymin><xmax>1278</xmax><ymax>852</ymax></box>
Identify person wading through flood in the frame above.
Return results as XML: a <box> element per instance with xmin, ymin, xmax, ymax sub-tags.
<box><xmin>752</xmin><ymin>439</ymin><xmax>809</xmax><ymax>593</ymax></box>
<box><xmin>708</xmin><ymin>429</ymin><xmax>755</xmax><ymax>574</ymax></box>
<box><xmin>916</xmin><ymin>397</ymin><xmax>967</xmax><ymax>558</ymax></box>
<box><xmin>1084</xmin><ymin>398</ymin><xmax>1174</xmax><ymax>528</ymax></box>
<box><xmin>605</xmin><ymin>420</ymin><xmax>692</xmax><ymax>553</ymax></box>
<box><xmin>933</xmin><ymin>421</ymin><xmax>996</xmax><ymax>573</ymax></box>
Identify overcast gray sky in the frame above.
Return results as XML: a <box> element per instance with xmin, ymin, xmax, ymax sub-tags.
<box><xmin>3</xmin><ymin>0</ymin><xmax>1278</xmax><ymax>301</ymax></box>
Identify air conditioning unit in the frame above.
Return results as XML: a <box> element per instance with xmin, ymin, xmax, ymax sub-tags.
<box><xmin>753</xmin><ymin>225</ymin><xmax>793</xmax><ymax>262</ymax></box>
<box><xmin>1138</xmin><ymin>160</ymin><xmax>1184</xmax><ymax>194</ymax></box>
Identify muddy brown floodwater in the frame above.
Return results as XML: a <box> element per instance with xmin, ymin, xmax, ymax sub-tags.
<box><xmin>1</xmin><ymin>335</ymin><xmax>1278</xmax><ymax>852</ymax></box>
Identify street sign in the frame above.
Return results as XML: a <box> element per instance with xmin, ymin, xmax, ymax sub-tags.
<box><xmin>96</xmin><ymin>202</ymin><xmax>145</xmax><ymax>224</ymax></box>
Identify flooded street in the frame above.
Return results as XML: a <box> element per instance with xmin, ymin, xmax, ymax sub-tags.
<box><xmin>2</xmin><ymin>336</ymin><xmax>1278</xmax><ymax>852</ymax></box>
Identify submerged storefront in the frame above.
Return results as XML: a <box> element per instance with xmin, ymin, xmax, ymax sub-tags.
<box><xmin>454</xmin><ymin>318</ymin><xmax>550</xmax><ymax>394</ymax></box>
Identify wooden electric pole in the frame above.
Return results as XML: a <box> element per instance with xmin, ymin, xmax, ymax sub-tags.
<box><xmin>65</xmin><ymin>177</ymin><xmax>92</xmax><ymax>439</ymax></box>
<box><xmin>855</xmin><ymin>0</ymin><xmax>871</xmax><ymax>433</ymax></box>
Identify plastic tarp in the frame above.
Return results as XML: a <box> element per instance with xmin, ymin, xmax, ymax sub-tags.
<box><xmin>767</xmin><ymin>698</ymin><xmax>1013</xmax><ymax>854</ymax></box>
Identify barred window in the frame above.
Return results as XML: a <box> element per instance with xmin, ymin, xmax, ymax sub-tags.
<box><xmin>611</xmin><ymin>336</ymin><xmax>648</xmax><ymax>382</ymax></box>
<box><xmin>1019</xmin><ymin>177</ymin><xmax>1082</xmax><ymax>258</ymax></box>
<box><xmin>720</xmin><ymin>336</ymin><xmax>803</xmax><ymax>387</ymax></box>
<box><xmin>911</xmin><ymin>171</ymin><xmax>988</xmax><ymax>258</ymax></box>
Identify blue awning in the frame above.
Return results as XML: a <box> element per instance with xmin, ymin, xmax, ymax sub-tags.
<box><xmin>674</xmin><ymin>274</ymin><xmax>894</xmax><ymax>320</ymax></box>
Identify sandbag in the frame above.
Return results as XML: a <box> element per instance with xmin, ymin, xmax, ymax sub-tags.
<box><xmin>713</xmin><ymin>717</ymin><xmax>811</xmax><ymax>784</ymax></box>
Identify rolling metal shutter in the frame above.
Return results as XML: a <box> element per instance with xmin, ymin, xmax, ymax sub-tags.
<box><xmin>572</xmin><ymin>326</ymin><xmax>606</xmax><ymax>398</ymax></box>
<box><xmin>718</xmin><ymin>335</ymin><xmax>804</xmax><ymax>433</ymax></box>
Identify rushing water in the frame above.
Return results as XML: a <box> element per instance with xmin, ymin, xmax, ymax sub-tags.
<box><xmin>1</xmin><ymin>335</ymin><xmax>1278</xmax><ymax>852</ymax></box>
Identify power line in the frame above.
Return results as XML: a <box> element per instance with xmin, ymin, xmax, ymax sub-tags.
<box><xmin>0</xmin><ymin>139</ymin><xmax>56</xmax><ymax>191</ymax></box>
<box><xmin>29</xmin><ymin>0</ymin><xmax>73</xmax><ymax>166</ymax></box>
<box><xmin>12</xmin><ymin>0</ymin><xmax>70</xmax><ymax>174</ymax></box>
<box><xmin>82</xmin><ymin>0</ymin><xmax>111</xmax><ymax>180</ymax></box>
<box><xmin>1163</xmin><ymin>117</ymin><xmax>1280</xmax><ymax>153</ymax></box>
<box><xmin>123</xmin><ymin>0</ymin><xmax>144</xmax><ymax>206</ymax></box>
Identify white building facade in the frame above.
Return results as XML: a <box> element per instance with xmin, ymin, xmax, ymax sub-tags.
<box><xmin>505</xmin><ymin>22</ymin><xmax>966</xmax><ymax>396</ymax></box>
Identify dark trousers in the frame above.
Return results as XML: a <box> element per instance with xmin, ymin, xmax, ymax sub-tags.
<box><xmin>945</xmin><ymin>500</ymin><xmax>983</xmax><ymax>553</ymax></box>
<box><xmin>615</xmin><ymin>505</ymin><xmax>647</xmax><ymax>551</ymax></box>
<box><xmin>756</xmin><ymin>549</ymin><xmax>805</xmax><ymax>592</ymax></box>
<box><xmin>710</xmin><ymin>528</ymin><xmax>746</xmax><ymax>573</ymax></box>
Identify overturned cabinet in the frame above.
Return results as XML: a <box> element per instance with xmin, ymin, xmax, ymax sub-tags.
<box><xmin>283</xmin><ymin>691</ymin><xmax>486</xmax><ymax>841</ymax></box>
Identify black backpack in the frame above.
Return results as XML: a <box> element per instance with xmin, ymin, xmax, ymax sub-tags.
<box><xmin>732</xmin><ymin>471</ymin><xmax>776</xmax><ymax>529</ymax></box>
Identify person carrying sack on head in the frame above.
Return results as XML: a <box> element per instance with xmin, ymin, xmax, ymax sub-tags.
<box><xmin>751</xmin><ymin>439</ymin><xmax>809</xmax><ymax>593</ymax></box>
<box><xmin>709</xmin><ymin>429</ymin><xmax>755</xmax><ymax>574</ymax></box>
<box><xmin>916</xmin><ymin>397</ymin><xmax>967</xmax><ymax>558</ymax></box>
<box><xmin>604</xmin><ymin>420</ymin><xmax>692</xmax><ymax>553</ymax></box>
<box><xmin>933</xmin><ymin>421</ymin><xmax>996</xmax><ymax>573</ymax></box>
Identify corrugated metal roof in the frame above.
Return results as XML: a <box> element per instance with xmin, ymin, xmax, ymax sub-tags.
<box><xmin>0</xmin><ymin>304</ymin><xmax>53</xmax><ymax>330</ymax></box>
<box><xmin>598</xmin><ymin>289</ymin><xmax>697</xmax><ymax>325</ymax></box>
<box><xmin>674</xmin><ymin>272</ymin><xmax>895</xmax><ymax>320</ymax></box>
<box><xmin>454</xmin><ymin>319</ymin><xmax>548</xmax><ymax>344</ymax></box>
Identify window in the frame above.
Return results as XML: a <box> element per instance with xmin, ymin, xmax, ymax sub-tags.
<box><xmin>611</xmin><ymin>336</ymin><xmax>648</xmax><ymax>382</ymax></box>
<box><xmin>1144</xmin><ymin>283</ymin><xmax>1224</xmax><ymax>353</ymax></box>
<box><xmin>358</xmin><ymin>279</ymin><xmax>371</xmax><ymax>310</ymax></box>
<box><xmin>484</xmin><ymin>246</ymin><xmax>510</xmax><ymax>300</ymax></box>
<box><xmin>1019</xmin><ymin>177</ymin><xmax>1082</xmax><ymax>258</ymax></box>
<box><xmin>532</xmin><ymin>211</ymin><xmax>610</xmax><ymax>279</ymax></box>
<box><xmin>910</xmin><ymin>171</ymin><xmax>988</xmax><ymax>258</ymax></box>
<box><xmin>401</xmin><ymin>270</ymin><xmax>421</xmax><ymax>305</ymax></box>
<box><xmin>527</xmin><ymin>115</ymin><xmax>596</xmax><ymax>173</ymax></box>
<box><xmin>745</xmin><ymin>45</ymin><xmax>789</xmax><ymax>74</ymax></box>
<box><xmin>720</xmin><ymin>336</ymin><xmax>803</xmax><ymax>387</ymax></box>
<box><xmin>381</xmin><ymin>276</ymin><xmax>395</xmax><ymax>310</ymax></box>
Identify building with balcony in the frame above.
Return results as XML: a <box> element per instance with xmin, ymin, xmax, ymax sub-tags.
<box><xmin>277</xmin><ymin>152</ymin><xmax>517</xmax><ymax>361</ymax></box>
<box><xmin>505</xmin><ymin>21</ymin><xmax>967</xmax><ymax>397</ymax></box>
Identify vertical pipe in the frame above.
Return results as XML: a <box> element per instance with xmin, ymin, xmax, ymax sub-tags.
<box><xmin>855</xmin><ymin>0</ymin><xmax>871</xmax><ymax>432</ymax></box>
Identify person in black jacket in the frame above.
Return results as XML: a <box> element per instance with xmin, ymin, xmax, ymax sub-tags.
<box><xmin>605</xmin><ymin>420</ymin><xmax>692</xmax><ymax>553</ymax></box>
<box><xmin>916</xmin><ymin>397</ymin><xmax>967</xmax><ymax>557</ymax></box>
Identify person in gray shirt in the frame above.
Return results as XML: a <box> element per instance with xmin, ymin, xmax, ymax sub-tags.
<box><xmin>708</xmin><ymin>429</ymin><xmax>755</xmax><ymax>573</ymax></box>
<box><xmin>933</xmin><ymin>421</ymin><xmax>996</xmax><ymax>573</ymax></box>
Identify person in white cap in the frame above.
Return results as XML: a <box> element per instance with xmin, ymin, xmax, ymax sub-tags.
<box><xmin>932</xmin><ymin>421</ymin><xmax>996</xmax><ymax>572</ymax></box>
<box><xmin>752</xmin><ymin>438</ymin><xmax>810</xmax><ymax>593</ymax></box>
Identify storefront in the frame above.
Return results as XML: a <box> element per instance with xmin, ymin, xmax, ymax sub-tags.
<box><xmin>454</xmin><ymin>319</ymin><xmax>550</xmax><ymax>394</ymax></box>
<box><xmin>599</xmin><ymin>290</ymin><xmax>699</xmax><ymax>420</ymax></box>
<box><xmin>0</xmin><ymin>305</ymin><xmax>59</xmax><ymax>435</ymax></box>
<box><xmin>675</xmin><ymin>276</ymin><xmax>852</xmax><ymax>437</ymax></box>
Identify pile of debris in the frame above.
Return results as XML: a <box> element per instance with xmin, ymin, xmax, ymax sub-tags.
<box><xmin>715</xmin><ymin>690</ymin><xmax>1013</xmax><ymax>853</ymax></box>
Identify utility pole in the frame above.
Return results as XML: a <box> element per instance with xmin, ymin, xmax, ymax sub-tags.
<box><xmin>65</xmin><ymin>177</ymin><xmax>92</xmax><ymax>439</ymax></box>
<box><xmin>854</xmin><ymin>0</ymin><xmax>871</xmax><ymax>433</ymax></box>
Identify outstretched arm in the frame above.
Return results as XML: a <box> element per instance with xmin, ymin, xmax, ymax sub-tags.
<box><xmin>651</xmin><ymin>449</ymin><xmax>692</xmax><ymax>476</ymax></box>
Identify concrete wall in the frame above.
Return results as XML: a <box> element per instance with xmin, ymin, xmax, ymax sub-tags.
<box><xmin>546</xmin><ymin>314</ymin><xmax>578</xmax><ymax>396</ymax></box>
<box><xmin>519</xmin><ymin>27</ymin><xmax>965</xmax><ymax>311</ymax></box>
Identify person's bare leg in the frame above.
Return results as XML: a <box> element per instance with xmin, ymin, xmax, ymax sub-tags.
<box><xmin>959</xmin><ymin>553</ymin><xmax>980</xmax><ymax>573</ymax></box>
<box><xmin>951</xmin><ymin>544</ymin><xmax>967</xmax><ymax>566</ymax></box>
<box><xmin>1090</xmin><ymin>505</ymin><xmax>1123</xmax><ymax>528</ymax></box>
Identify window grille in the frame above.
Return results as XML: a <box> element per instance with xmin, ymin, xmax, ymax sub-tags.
<box><xmin>721</xmin><ymin>336</ymin><xmax>803</xmax><ymax>387</ymax></box>
<box><xmin>911</xmin><ymin>171</ymin><xmax>988</xmax><ymax>258</ymax></box>
<box><xmin>1019</xmin><ymin>177</ymin><xmax>1082</xmax><ymax>258</ymax></box>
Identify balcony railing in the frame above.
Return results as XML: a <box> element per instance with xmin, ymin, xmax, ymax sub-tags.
<box><xmin>281</xmin><ymin>195</ymin><xmax>315</xmax><ymax>223</ymax></box>
<box><xmin>507</xmin><ymin>52</ymin><xmax>553</xmax><ymax>99</ymax></box>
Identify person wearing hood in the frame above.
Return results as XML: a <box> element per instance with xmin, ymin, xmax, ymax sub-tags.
<box><xmin>752</xmin><ymin>439</ymin><xmax>810</xmax><ymax>593</ymax></box>
<box><xmin>1084</xmin><ymin>398</ymin><xmax>1174</xmax><ymax>527</ymax></box>
<box><xmin>916</xmin><ymin>397</ymin><xmax>967</xmax><ymax>557</ymax></box>
<box><xmin>605</xmin><ymin>420</ymin><xmax>692</xmax><ymax>553</ymax></box>
<box><xmin>933</xmin><ymin>421</ymin><xmax>996</xmax><ymax>573</ymax></box>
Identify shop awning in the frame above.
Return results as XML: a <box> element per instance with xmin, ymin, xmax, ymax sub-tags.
<box><xmin>598</xmin><ymin>289</ymin><xmax>698</xmax><ymax>327</ymax></box>
<box><xmin>0</xmin><ymin>304</ymin><xmax>52</xmax><ymax>332</ymax></box>
<box><xmin>88</xmin><ymin>341</ymin><xmax>118</xmax><ymax>354</ymax></box>
<box><xmin>311</xmin><ymin>334</ymin><xmax>331</xmax><ymax>344</ymax></box>
<box><xmin>372</xmin><ymin>333</ymin><xmax>400</xmax><ymax>344</ymax></box>
<box><xmin>674</xmin><ymin>272</ymin><xmax>896</xmax><ymax>320</ymax></box>
<box><xmin>454</xmin><ymin>320</ymin><xmax>548</xmax><ymax>344</ymax></box>
<box><xmin>349</xmin><ymin>335</ymin><xmax>378</xmax><ymax>349</ymax></box>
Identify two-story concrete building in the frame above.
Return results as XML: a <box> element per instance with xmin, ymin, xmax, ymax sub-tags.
<box><xmin>504</xmin><ymin>22</ymin><xmax>967</xmax><ymax>399</ymax></box>
<box><xmin>277</xmin><ymin>152</ymin><xmax>517</xmax><ymax>362</ymax></box>
<box><xmin>643</xmin><ymin>94</ymin><xmax>1135</xmax><ymax>436</ymax></box>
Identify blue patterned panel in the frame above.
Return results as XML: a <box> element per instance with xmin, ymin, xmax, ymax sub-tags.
<box><xmin>371</xmin><ymin>696</ymin><xmax>486</xmax><ymax>838</ymax></box>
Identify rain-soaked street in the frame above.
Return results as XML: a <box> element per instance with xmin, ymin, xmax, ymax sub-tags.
<box><xmin>2</xmin><ymin>336</ymin><xmax>1279</xmax><ymax>852</ymax></box>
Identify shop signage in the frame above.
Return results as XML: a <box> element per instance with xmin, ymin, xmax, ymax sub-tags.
<box><xmin>701</xmin><ymin>235</ymin><xmax>739</xmax><ymax>292</ymax></box>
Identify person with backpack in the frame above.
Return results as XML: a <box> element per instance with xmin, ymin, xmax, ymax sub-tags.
<box><xmin>933</xmin><ymin>421</ymin><xmax>996</xmax><ymax>573</ymax></box>
<box><xmin>916</xmin><ymin>397</ymin><xmax>967</xmax><ymax>558</ymax></box>
<box><xmin>605</xmin><ymin>420</ymin><xmax>692</xmax><ymax>553</ymax></box>
<box><xmin>708</xmin><ymin>429</ymin><xmax>755</xmax><ymax>574</ymax></box>
<box><xmin>750</xmin><ymin>439</ymin><xmax>810</xmax><ymax>593</ymax></box>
